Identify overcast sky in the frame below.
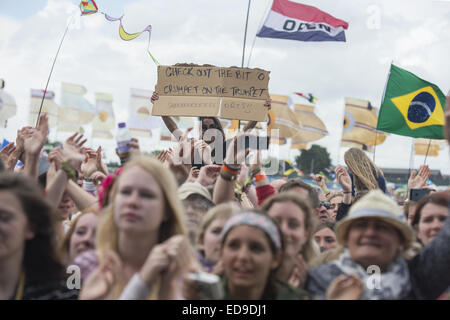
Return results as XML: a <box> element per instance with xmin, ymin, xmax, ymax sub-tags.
<box><xmin>1</xmin><ymin>0</ymin><xmax>449</xmax><ymax>174</ymax></box>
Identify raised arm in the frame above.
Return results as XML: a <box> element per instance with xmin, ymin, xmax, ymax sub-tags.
<box><xmin>23</xmin><ymin>114</ymin><xmax>49</xmax><ymax>180</ymax></box>
<box><xmin>151</xmin><ymin>91</ymin><xmax>183</xmax><ymax>140</ymax></box>
<box><xmin>213</xmin><ymin>133</ymin><xmax>250</xmax><ymax>204</ymax></box>
<box><xmin>45</xmin><ymin>144</ymin><xmax>85</xmax><ymax>208</ymax></box>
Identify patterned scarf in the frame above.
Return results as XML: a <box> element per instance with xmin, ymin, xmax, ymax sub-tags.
<box><xmin>332</xmin><ymin>249</ymin><xmax>411</xmax><ymax>300</ymax></box>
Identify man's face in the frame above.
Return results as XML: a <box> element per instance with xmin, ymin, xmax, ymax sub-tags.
<box><xmin>182</xmin><ymin>195</ymin><xmax>210</xmax><ymax>245</ymax></box>
<box><xmin>316</xmin><ymin>193</ymin><xmax>330</xmax><ymax>222</ymax></box>
<box><xmin>58</xmin><ymin>192</ymin><xmax>74</xmax><ymax>221</ymax></box>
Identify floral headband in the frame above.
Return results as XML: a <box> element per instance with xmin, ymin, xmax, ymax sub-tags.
<box><xmin>97</xmin><ymin>167</ymin><xmax>123</xmax><ymax>210</ymax></box>
<box><xmin>221</xmin><ymin>211</ymin><xmax>282</xmax><ymax>252</ymax></box>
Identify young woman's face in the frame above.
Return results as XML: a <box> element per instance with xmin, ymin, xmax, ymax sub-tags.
<box><xmin>114</xmin><ymin>166</ymin><xmax>166</xmax><ymax>234</ymax></box>
<box><xmin>0</xmin><ymin>191</ymin><xmax>34</xmax><ymax>261</ymax></box>
<box><xmin>68</xmin><ymin>212</ymin><xmax>98</xmax><ymax>261</ymax></box>
<box><xmin>313</xmin><ymin>227</ymin><xmax>338</xmax><ymax>252</ymax></box>
<box><xmin>347</xmin><ymin>218</ymin><xmax>401</xmax><ymax>271</ymax></box>
<box><xmin>267</xmin><ymin>201</ymin><xmax>308</xmax><ymax>257</ymax></box>
<box><xmin>221</xmin><ymin>225</ymin><xmax>279</xmax><ymax>293</ymax></box>
<box><xmin>201</xmin><ymin>217</ymin><xmax>228</xmax><ymax>262</ymax></box>
<box><xmin>417</xmin><ymin>203</ymin><xmax>448</xmax><ymax>246</ymax></box>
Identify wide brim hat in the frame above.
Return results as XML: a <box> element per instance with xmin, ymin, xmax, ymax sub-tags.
<box><xmin>336</xmin><ymin>189</ymin><xmax>415</xmax><ymax>248</ymax></box>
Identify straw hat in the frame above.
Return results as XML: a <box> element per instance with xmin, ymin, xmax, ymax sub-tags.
<box><xmin>336</xmin><ymin>189</ymin><xmax>414</xmax><ymax>248</ymax></box>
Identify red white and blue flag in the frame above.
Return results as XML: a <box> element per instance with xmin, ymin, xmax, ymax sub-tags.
<box><xmin>257</xmin><ymin>0</ymin><xmax>349</xmax><ymax>42</ymax></box>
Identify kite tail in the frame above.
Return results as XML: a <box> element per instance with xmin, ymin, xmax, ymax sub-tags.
<box><xmin>103</xmin><ymin>13</ymin><xmax>159</xmax><ymax>65</ymax></box>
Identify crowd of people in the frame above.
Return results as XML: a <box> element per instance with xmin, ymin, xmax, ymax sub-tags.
<box><xmin>0</xmin><ymin>91</ymin><xmax>449</xmax><ymax>300</ymax></box>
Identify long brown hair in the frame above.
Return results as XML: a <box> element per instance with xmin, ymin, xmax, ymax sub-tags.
<box><xmin>344</xmin><ymin>148</ymin><xmax>384</xmax><ymax>192</ymax></box>
<box><xmin>0</xmin><ymin>172</ymin><xmax>64</xmax><ymax>282</ymax></box>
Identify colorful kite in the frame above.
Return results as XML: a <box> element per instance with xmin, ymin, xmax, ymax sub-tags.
<box><xmin>80</xmin><ymin>0</ymin><xmax>98</xmax><ymax>15</ymax></box>
<box><xmin>78</xmin><ymin>1</ymin><xmax>159</xmax><ymax>65</ymax></box>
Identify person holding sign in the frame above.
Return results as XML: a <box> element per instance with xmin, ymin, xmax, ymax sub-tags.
<box><xmin>150</xmin><ymin>91</ymin><xmax>271</xmax><ymax>165</ymax></box>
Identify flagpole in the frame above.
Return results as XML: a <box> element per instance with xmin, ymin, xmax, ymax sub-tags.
<box><xmin>36</xmin><ymin>17</ymin><xmax>73</xmax><ymax>127</ymax></box>
<box><xmin>423</xmin><ymin>139</ymin><xmax>432</xmax><ymax>165</ymax></box>
<box><xmin>241</xmin><ymin>0</ymin><xmax>251</xmax><ymax>68</ymax></box>
<box><xmin>238</xmin><ymin>0</ymin><xmax>252</xmax><ymax>131</ymax></box>
<box><xmin>246</xmin><ymin>0</ymin><xmax>272</xmax><ymax>67</ymax></box>
<box><xmin>408</xmin><ymin>138</ymin><xmax>414</xmax><ymax>178</ymax></box>
<box><xmin>372</xmin><ymin>131</ymin><xmax>378</xmax><ymax>163</ymax></box>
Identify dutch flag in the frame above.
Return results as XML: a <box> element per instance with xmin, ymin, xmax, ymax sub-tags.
<box><xmin>257</xmin><ymin>0</ymin><xmax>349</xmax><ymax>42</ymax></box>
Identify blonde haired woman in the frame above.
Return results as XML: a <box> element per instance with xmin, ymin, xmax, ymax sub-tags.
<box><xmin>261</xmin><ymin>192</ymin><xmax>320</xmax><ymax>288</ymax></box>
<box><xmin>77</xmin><ymin>156</ymin><xmax>193</xmax><ymax>300</ymax></box>
<box><xmin>343</xmin><ymin>148</ymin><xmax>386</xmax><ymax>195</ymax></box>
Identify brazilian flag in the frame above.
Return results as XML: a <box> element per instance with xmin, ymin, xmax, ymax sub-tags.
<box><xmin>377</xmin><ymin>64</ymin><xmax>446</xmax><ymax>139</ymax></box>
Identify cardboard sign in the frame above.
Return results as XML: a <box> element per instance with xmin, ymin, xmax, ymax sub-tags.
<box><xmin>152</xmin><ymin>64</ymin><xmax>270</xmax><ymax>121</ymax></box>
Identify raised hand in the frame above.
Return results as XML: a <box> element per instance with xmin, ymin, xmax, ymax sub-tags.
<box><xmin>15</xmin><ymin>126</ymin><xmax>30</xmax><ymax>156</ymax></box>
<box><xmin>64</xmin><ymin>132</ymin><xmax>87</xmax><ymax>152</ymax></box>
<box><xmin>150</xmin><ymin>91</ymin><xmax>159</xmax><ymax>104</ymax></box>
<box><xmin>23</xmin><ymin>113</ymin><xmax>49</xmax><ymax>156</ymax></box>
<box><xmin>236</xmin><ymin>163</ymin><xmax>250</xmax><ymax>186</ymax></box>
<box><xmin>95</xmin><ymin>146</ymin><xmax>109</xmax><ymax>175</ymax></box>
<box><xmin>187</xmin><ymin>166</ymin><xmax>200</xmax><ymax>183</ymax></box>
<box><xmin>408</xmin><ymin>165</ymin><xmax>431</xmax><ymax>191</ymax></box>
<box><xmin>0</xmin><ymin>142</ymin><xmax>16</xmax><ymax>171</ymax></box>
<box><xmin>194</xmin><ymin>140</ymin><xmax>212</xmax><ymax>165</ymax></box>
<box><xmin>313</xmin><ymin>174</ymin><xmax>327</xmax><ymax>190</ymax></box>
<box><xmin>335</xmin><ymin>165</ymin><xmax>352</xmax><ymax>192</ymax></box>
<box><xmin>224</xmin><ymin>132</ymin><xmax>251</xmax><ymax>166</ymax></box>
<box><xmin>249</xmin><ymin>150</ymin><xmax>262</xmax><ymax>174</ymax></box>
<box><xmin>196</xmin><ymin>164</ymin><xmax>221</xmax><ymax>187</ymax></box>
<box><xmin>47</xmin><ymin>147</ymin><xmax>64</xmax><ymax>169</ymax></box>
<box><xmin>81</xmin><ymin>149</ymin><xmax>99</xmax><ymax>179</ymax></box>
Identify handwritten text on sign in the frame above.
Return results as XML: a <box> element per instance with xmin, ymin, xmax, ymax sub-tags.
<box><xmin>152</xmin><ymin>65</ymin><xmax>270</xmax><ymax>121</ymax></box>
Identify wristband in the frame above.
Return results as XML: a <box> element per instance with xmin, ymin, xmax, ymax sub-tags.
<box><xmin>220</xmin><ymin>168</ymin><xmax>237</xmax><ymax>181</ymax></box>
<box><xmin>61</xmin><ymin>161</ymin><xmax>76</xmax><ymax>181</ymax></box>
<box><xmin>343</xmin><ymin>191</ymin><xmax>352</xmax><ymax>194</ymax></box>
<box><xmin>255</xmin><ymin>173</ymin><xmax>267</xmax><ymax>182</ymax></box>
<box><xmin>224</xmin><ymin>162</ymin><xmax>241</xmax><ymax>172</ymax></box>
<box><xmin>221</xmin><ymin>164</ymin><xmax>239</xmax><ymax>175</ymax></box>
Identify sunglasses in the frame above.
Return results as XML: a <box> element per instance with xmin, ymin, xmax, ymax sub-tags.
<box><xmin>320</xmin><ymin>201</ymin><xmax>331</xmax><ymax>209</ymax></box>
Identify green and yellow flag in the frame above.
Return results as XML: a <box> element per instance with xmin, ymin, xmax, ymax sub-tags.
<box><xmin>377</xmin><ymin>64</ymin><xmax>446</xmax><ymax>139</ymax></box>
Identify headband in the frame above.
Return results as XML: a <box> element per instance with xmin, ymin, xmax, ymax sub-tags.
<box><xmin>221</xmin><ymin>212</ymin><xmax>282</xmax><ymax>252</ymax></box>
